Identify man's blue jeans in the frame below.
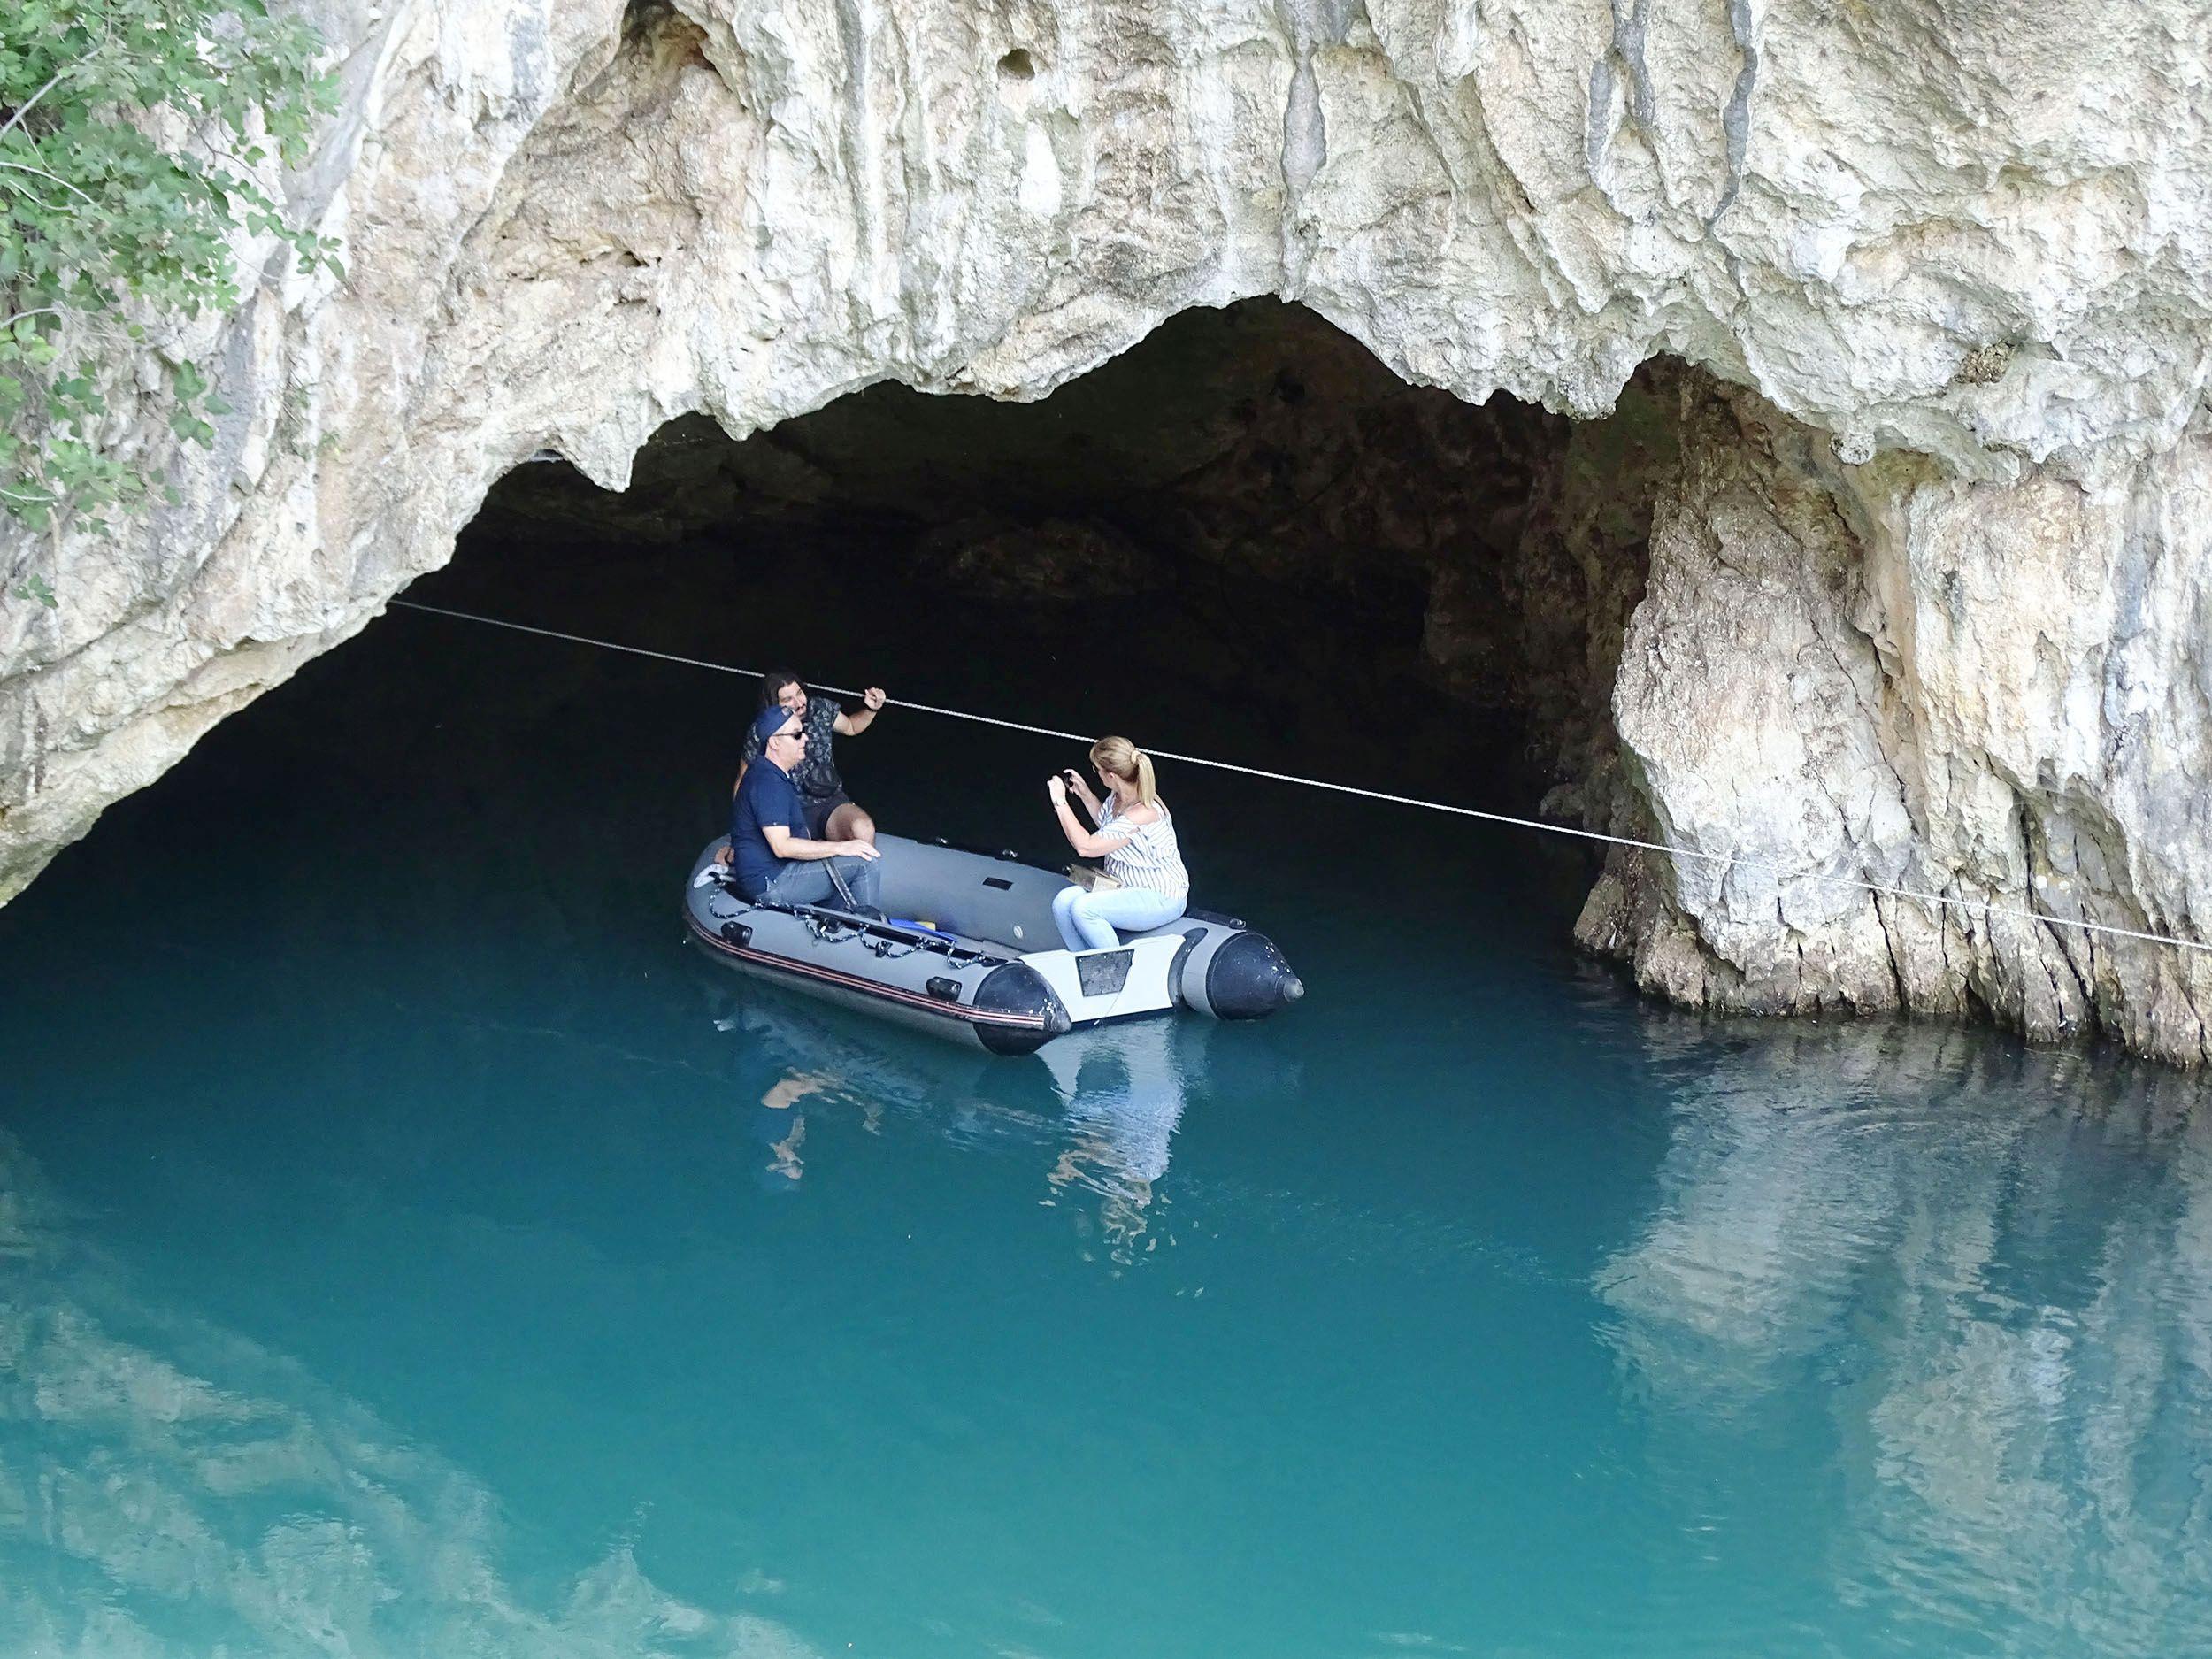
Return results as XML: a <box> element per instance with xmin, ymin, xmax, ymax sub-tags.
<box><xmin>761</xmin><ymin>853</ymin><xmax>882</xmax><ymax>916</ymax></box>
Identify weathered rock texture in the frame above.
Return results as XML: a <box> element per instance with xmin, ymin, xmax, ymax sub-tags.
<box><xmin>3</xmin><ymin>0</ymin><xmax>2211</xmax><ymax>1057</ymax></box>
<box><xmin>1577</xmin><ymin>374</ymin><xmax>2212</xmax><ymax>1062</ymax></box>
<box><xmin>468</xmin><ymin>299</ymin><xmax>1555</xmax><ymax>703</ymax></box>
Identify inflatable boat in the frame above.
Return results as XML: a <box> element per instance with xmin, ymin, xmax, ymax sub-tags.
<box><xmin>683</xmin><ymin>834</ymin><xmax>1302</xmax><ymax>1055</ymax></box>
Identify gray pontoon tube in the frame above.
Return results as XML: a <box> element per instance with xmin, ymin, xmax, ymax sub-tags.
<box><xmin>683</xmin><ymin>834</ymin><xmax>1301</xmax><ymax>1054</ymax></box>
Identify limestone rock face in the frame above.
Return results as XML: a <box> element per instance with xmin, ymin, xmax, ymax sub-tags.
<box><xmin>1578</xmin><ymin>380</ymin><xmax>2212</xmax><ymax>1061</ymax></box>
<box><xmin>4</xmin><ymin>0</ymin><xmax>2211</xmax><ymax>1058</ymax></box>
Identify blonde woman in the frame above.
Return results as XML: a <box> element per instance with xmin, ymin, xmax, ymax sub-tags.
<box><xmin>1045</xmin><ymin>736</ymin><xmax>1190</xmax><ymax>949</ymax></box>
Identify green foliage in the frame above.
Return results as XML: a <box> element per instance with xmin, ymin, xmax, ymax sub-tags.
<box><xmin>0</xmin><ymin>0</ymin><xmax>342</xmax><ymax>540</ymax></box>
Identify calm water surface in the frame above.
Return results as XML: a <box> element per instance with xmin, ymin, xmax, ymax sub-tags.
<box><xmin>4</xmin><ymin>565</ymin><xmax>2212</xmax><ymax>1658</ymax></box>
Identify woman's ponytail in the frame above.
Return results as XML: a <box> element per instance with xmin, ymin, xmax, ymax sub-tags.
<box><xmin>1133</xmin><ymin>749</ymin><xmax>1159</xmax><ymax>807</ymax></box>
<box><xmin>1089</xmin><ymin>734</ymin><xmax>1161</xmax><ymax>807</ymax></box>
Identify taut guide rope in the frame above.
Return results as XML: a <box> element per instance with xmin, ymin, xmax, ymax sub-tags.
<box><xmin>388</xmin><ymin>599</ymin><xmax>2212</xmax><ymax>959</ymax></box>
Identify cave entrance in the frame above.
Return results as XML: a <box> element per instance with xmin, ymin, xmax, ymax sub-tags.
<box><xmin>416</xmin><ymin>301</ymin><xmax>1652</xmax><ymax>887</ymax></box>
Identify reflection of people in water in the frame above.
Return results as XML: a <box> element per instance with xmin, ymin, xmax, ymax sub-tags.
<box><xmin>703</xmin><ymin>977</ymin><xmax>966</xmax><ymax>1126</ymax></box>
<box><xmin>1040</xmin><ymin>1022</ymin><xmax>1194</xmax><ymax>1264</ymax></box>
<box><xmin>703</xmin><ymin>979</ymin><xmax>960</xmax><ymax>1187</ymax></box>
<box><xmin>750</xmin><ymin>1071</ymin><xmax>831</xmax><ymax>1184</ymax></box>
<box><xmin>696</xmin><ymin>976</ymin><xmax>1223</xmax><ymax>1246</ymax></box>
<box><xmin>745</xmin><ymin>1065</ymin><xmax>895</xmax><ymax>1186</ymax></box>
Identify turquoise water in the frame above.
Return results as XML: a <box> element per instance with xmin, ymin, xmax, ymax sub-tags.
<box><xmin>5</xmin><ymin>566</ymin><xmax>2212</xmax><ymax>1657</ymax></box>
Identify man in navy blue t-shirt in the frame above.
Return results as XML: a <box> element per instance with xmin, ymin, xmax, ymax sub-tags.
<box><xmin>724</xmin><ymin>703</ymin><xmax>883</xmax><ymax>914</ymax></box>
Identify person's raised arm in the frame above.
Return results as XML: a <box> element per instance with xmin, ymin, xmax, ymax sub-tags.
<box><xmin>834</xmin><ymin>687</ymin><xmax>888</xmax><ymax>737</ymax></box>
<box><xmin>1047</xmin><ymin>777</ymin><xmax>1131</xmax><ymax>860</ymax></box>
<box><xmin>1060</xmin><ymin>766</ymin><xmax>1103</xmax><ymax>820</ymax></box>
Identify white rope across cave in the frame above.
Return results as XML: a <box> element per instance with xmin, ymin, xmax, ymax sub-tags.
<box><xmin>388</xmin><ymin>597</ymin><xmax>2212</xmax><ymax>959</ymax></box>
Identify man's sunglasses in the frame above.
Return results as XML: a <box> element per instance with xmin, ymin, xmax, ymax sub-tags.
<box><xmin>773</xmin><ymin>727</ymin><xmax>807</xmax><ymax>742</ymax></box>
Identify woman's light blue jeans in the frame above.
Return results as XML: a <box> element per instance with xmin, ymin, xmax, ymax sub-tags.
<box><xmin>1052</xmin><ymin>882</ymin><xmax>1187</xmax><ymax>951</ymax></box>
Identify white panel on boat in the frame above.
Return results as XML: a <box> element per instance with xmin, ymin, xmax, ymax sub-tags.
<box><xmin>1021</xmin><ymin>935</ymin><xmax>1180</xmax><ymax>1026</ymax></box>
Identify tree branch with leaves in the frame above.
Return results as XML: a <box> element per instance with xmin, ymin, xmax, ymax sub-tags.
<box><xmin>2</xmin><ymin>0</ymin><xmax>343</xmax><ymax>604</ymax></box>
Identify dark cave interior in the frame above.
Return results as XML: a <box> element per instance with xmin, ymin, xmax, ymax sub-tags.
<box><xmin>426</xmin><ymin>298</ymin><xmax>1669</xmax><ymax>833</ymax></box>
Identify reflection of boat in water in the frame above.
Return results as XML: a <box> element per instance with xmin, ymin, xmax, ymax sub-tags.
<box><xmin>705</xmin><ymin>976</ymin><xmax>1001</xmax><ymax>1118</ymax></box>
<box><xmin>1040</xmin><ymin>1020</ymin><xmax>1195</xmax><ymax>1186</ymax></box>
<box><xmin>698</xmin><ymin>972</ymin><xmax>1218</xmax><ymax>1198</ymax></box>
<box><xmin>1036</xmin><ymin>1024</ymin><xmax>1199</xmax><ymax>1265</ymax></box>
<box><xmin>683</xmin><ymin>834</ymin><xmax>1302</xmax><ymax>1055</ymax></box>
